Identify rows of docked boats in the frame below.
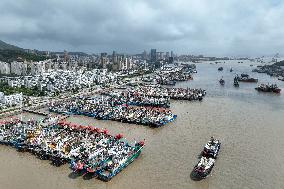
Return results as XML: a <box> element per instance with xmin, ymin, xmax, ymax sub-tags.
<box><xmin>126</xmin><ymin>85</ymin><xmax>206</xmax><ymax>101</ymax></box>
<box><xmin>49</xmin><ymin>84</ymin><xmax>207</xmax><ymax>127</ymax></box>
<box><xmin>49</xmin><ymin>96</ymin><xmax>177</xmax><ymax>127</ymax></box>
<box><xmin>0</xmin><ymin>117</ymin><xmax>145</xmax><ymax>181</ymax></box>
<box><xmin>141</xmin><ymin>64</ymin><xmax>196</xmax><ymax>86</ymax></box>
<box><xmin>157</xmin><ymin>71</ymin><xmax>193</xmax><ymax>86</ymax></box>
<box><xmin>101</xmin><ymin>90</ymin><xmax>171</xmax><ymax>108</ymax></box>
<box><xmin>192</xmin><ymin>137</ymin><xmax>221</xmax><ymax>180</ymax></box>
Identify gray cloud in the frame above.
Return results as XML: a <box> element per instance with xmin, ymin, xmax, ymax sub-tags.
<box><xmin>0</xmin><ymin>0</ymin><xmax>283</xmax><ymax>56</ymax></box>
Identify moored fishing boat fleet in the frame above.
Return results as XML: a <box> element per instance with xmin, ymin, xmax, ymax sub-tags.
<box><xmin>49</xmin><ymin>97</ymin><xmax>177</xmax><ymax>127</ymax></box>
<box><xmin>140</xmin><ymin>63</ymin><xmax>196</xmax><ymax>86</ymax></box>
<box><xmin>0</xmin><ymin>117</ymin><xmax>145</xmax><ymax>181</ymax></box>
<box><xmin>49</xmin><ymin>85</ymin><xmax>207</xmax><ymax>127</ymax></box>
<box><xmin>122</xmin><ymin>85</ymin><xmax>206</xmax><ymax>101</ymax></box>
<box><xmin>0</xmin><ymin>62</ymin><xmax>212</xmax><ymax>183</ymax></box>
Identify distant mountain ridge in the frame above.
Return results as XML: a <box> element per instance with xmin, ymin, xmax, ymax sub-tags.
<box><xmin>0</xmin><ymin>40</ymin><xmax>23</xmax><ymax>51</ymax></box>
<box><xmin>0</xmin><ymin>40</ymin><xmax>47</xmax><ymax>62</ymax></box>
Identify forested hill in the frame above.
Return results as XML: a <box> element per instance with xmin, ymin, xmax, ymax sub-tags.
<box><xmin>0</xmin><ymin>40</ymin><xmax>47</xmax><ymax>62</ymax></box>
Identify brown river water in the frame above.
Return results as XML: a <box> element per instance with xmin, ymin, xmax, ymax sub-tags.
<box><xmin>0</xmin><ymin>61</ymin><xmax>284</xmax><ymax>189</ymax></box>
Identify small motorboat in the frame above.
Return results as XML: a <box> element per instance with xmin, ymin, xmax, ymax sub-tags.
<box><xmin>230</xmin><ymin>68</ymin><xmax>233</xmax><ymax>72</ymax></box>
<box><xmin>233</xmin><ymin>77</ymin><xmax>239</xmax><ymax>87</ymax></box>
<box><xmin>219</xmin><ymin>78</ymin><xmax>225</xmax><ymax>85</ymax></box>
<box><xmin>218</xmin><ymin>67</ymin><xmax>223</xmax><ymax>71</ymax></box>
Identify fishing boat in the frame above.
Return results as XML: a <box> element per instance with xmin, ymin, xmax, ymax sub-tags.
<box><xmin>218</xmin><ymin>67</ymin><xmax>223</xmax><ymax>71</ymax></box>
<box><xmin>219</xmin><ymin>78</ymin><xmax>225</xmax><ymax>85</ymax></box>
<box><xmin>96</xmin><ymin>141</ymin><xmax>145</xmax><ymax>181</ymax></box>
<box><xmin>191</xmin><ymin>137</ymin><xmax>221</xmax><ymax>180</ymax></box>
<box><xmin>238</xmin><ymin>77</ymin><xmax>258</xmax><ymax>82</ymax></box>
<box><xmin>233</xmin><ymin>77</ymin><xmax>239</xmax><ymax>87</ymax></box>
<box><xmin>255</xmin><ymin>84</ymin><xmax>281</xmax><ymax>93</ymax></box>
<box><xmin>236</xmin><ymin>75</ymin><xmax>258</xmax><ymax>82</ymax></box>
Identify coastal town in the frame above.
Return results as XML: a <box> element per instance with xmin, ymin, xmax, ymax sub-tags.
<box><xmin>1</xmin><ymin>40</ymin><xmax>283</xmax><ymax>183</ymax></box>
<box><xmin>2</xmin><ymin>0</ymin><xmax>284</xmax><ymax>188</ymax></box>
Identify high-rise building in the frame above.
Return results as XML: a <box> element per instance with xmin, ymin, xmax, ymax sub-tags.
<box><xmin>64</xmin><ymin>50</ymin><xmax>69</xmax><ymax>62</ymax></box>
<box><xmin>150</xmin><ymin>49</ymin><xmax>157</xmax><ymax>62</ymax></box>
<box><xmin>142</xmin><ymin>50</ymin><xmax>147</xmax><ymax>60</ymax></box>
<box><xmin>112</xmin><ymin>51</ymin><xmax>117</xmax><ymax>63</ymax></box>
<box><xmin>170</xmin><ymin>51</ymin><xmax>174</xmax><ymax>58</ymax></box>
<box><xmin>166</xmin><ymin>52</ymin><xmax>170</xmax><ymax>59</ymax></box>
<box><xmin>100</xmin><ymin>53</ymin><xmax>108</xmax><ymax>68</ymax></box>
<box><xmin>157</xmin><ymin>52</ymin><xmax>164</xmax><ymax>60</ymax></box>
<box><xmin>169</xmin><ymin>57</ymin><xmax>174</xmax><ymax>63</ymax></box>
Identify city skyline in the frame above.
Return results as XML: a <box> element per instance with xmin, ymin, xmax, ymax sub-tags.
<box><xmin>0</xmin><ymin>0</ymin><xmax>283</xmax><ymax>56</ymax></box>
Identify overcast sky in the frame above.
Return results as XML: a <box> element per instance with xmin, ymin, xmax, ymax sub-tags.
<box><xmin>0</xmin><ymin>0</ymin><xmax>283</xmax><ymax>56</ymax></box>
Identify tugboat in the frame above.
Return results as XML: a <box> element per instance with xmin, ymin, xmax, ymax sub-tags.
<box><xmin>219</xmin><ymin>77</ymin><xmax>225</xmax><ymax>85</ymax></box>
<box><xmin>233</xmin><ymin>77</ymin><xmax>239</xmax><ymax>87</ymax></box>
<box><xmin>255</xmin><ymin>84</ymin><xmax>281</xmax><ymax>93</ymax></box>
<box><xmin>218</xmin><ymin>67</ymin><xmax>223</xmax><ymax>71</ymax></box>
<box><xmin>191</xmin><ymin>137</ymin><xmax>221</xmax><ymax>180</ymax></box>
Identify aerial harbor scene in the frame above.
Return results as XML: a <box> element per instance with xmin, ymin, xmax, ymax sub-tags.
<box><xmin>0</xmin><ymin>1</ymin><xmax>284</xmax><ymax>189</ymax></box>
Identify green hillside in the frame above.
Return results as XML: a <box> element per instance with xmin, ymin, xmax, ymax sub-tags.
<box><xmin>0</xmin><ymin>40</ymin><xmax>47</xmax><ymax>62</ymax></box>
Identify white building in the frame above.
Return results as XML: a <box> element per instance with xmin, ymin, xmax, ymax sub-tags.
<box><xmin>10</xmin><ymin>61</ymin><xmax>27</xmax><ymax>75</ymax></box>
<box><xmin>0</xmin><ymin>61</ymin><xmax>11</xmax><ymax>75</ymax></box>
<box><xmin>30</xmin><ymin>61</ymin><xmax>45</xmax><ymax>75</ymax></box>
<box><xmin>0</xmin><ymin>92</ymin><xmax>23</xmax><ymax>108</ymax></box>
